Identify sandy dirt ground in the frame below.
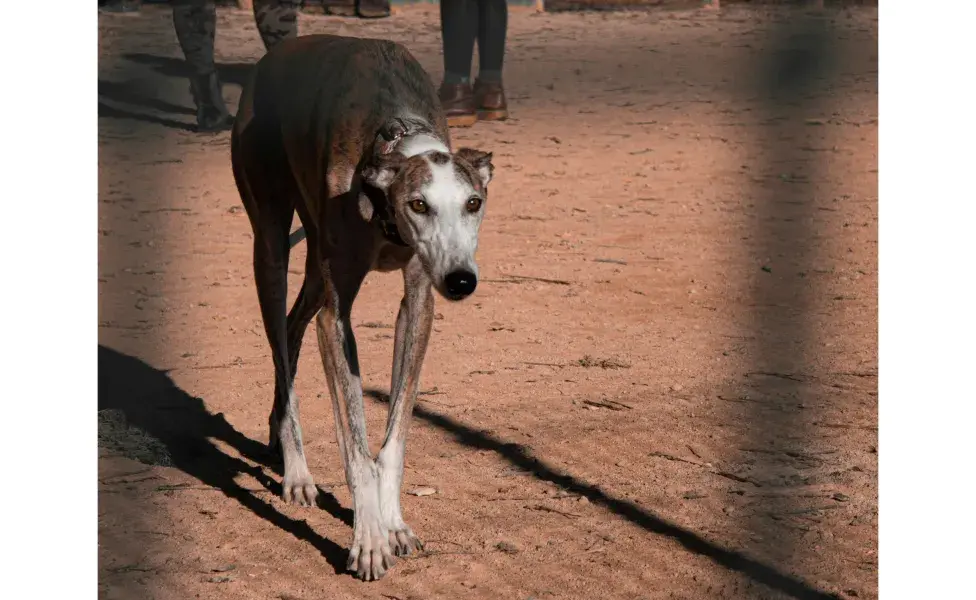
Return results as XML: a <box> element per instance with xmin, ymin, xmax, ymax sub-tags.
<box><xmin>98</xmin><ymin>5</ymin><xmax>877</xmax><ymax>600</ymax></box>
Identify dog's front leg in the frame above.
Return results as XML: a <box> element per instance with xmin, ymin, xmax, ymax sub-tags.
<box><xmin>314</xmin><ymin>263</ymin><xmax>396</xmax><ymax>581</ymax></box>
<box><xmin>378</xmin><ymin>256</ymin><xmax>434</xmax><ymax>557</ymax></box>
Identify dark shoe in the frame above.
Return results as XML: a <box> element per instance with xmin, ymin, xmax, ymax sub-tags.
<box><xmin>99</xmin><ymin>0</ymin><xmax>141</xmax><ymax>13</ymax></box>
<box><xmin>356</xmin><ymin>0</ymin><xmax>391</xmax><ymax>19</ymax></box>
<box><xmin>474</xmin><ymin>79</ymin><xmax>508</xmax><ymax>121</ymax></box>
<box><xmin>439</xmin><ymin>83</ymin><xmax>478</xmax><ymax>128</ymax></box>
<box><xmin>189</xmin><ymin>72</ymin><xmax>234</xmax><ymax>133</ymax></box>
<box><xmin>322</xmin><ymin>0</ymin><xmax>357</xmax><ymax>17</ymax></box>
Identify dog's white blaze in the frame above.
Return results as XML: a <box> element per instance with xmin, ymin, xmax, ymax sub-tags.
<box><xmin>415</xmin><ymin>157</ymin><xmax>482</xmax><ymax>281</ymax></box>
<box><xmin>398</xmin><ymin>133</ymin><xmax>450</xmax><ymax>158</ymax></box>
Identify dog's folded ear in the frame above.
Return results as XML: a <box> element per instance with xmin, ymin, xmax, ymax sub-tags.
<box><xmin>373</xmin><ymin>116</ymin><xmax>430</xmax><ymax>155</ymax></box>
<box><xmin>454</xmin><ymin>148</ymin><xmax>494</xmax><ymax>188</ymax></box>
<box><xmin>362</xmin><ymin>153</ymin><xmax>404</xmax><ymax>192</ymax></box>
<box><xmin>373</xmin><ymin>118</ymin><xmax>408</xmax><ymax>155</ymax></box>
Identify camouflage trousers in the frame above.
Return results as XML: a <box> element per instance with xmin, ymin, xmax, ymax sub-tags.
<box><xmin>172</xmin><ymin>1</ymin><xmax>302</xmax><ymax>76</ymax></box>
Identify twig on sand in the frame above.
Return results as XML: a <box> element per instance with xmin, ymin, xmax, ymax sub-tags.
<box><xmin>483</xmin><ymin>274</ymin><xmax>572</xmax><ymax>286</ymax></box>
<box><xmin>577</xmin><ymin>355</ymin><xmax>631</xmax><ymax>369</ymax></box>
<box><xmin>155</xmin><ymin>483</ymin><xmax>270</xmax><ymax>493</ymax></box>
<box><xmin>99</xmin><ymin>467</ymin><xmax>154</xmax><ymax>482</ymax></box>
<box><xmin>107</xmin><ymin>564</ymin><xmax>155</xmax><ymax>574</ymax></box>
<box><xmin>649</xmin><ymin>451</ymin><xmax>704</xmax><ymax>467</ymax></box>
<box><xmin>407</xmin><ymin>550</ymin><xmax>478</xmax><ymax>560</ymax></box>
<box><xmin>712</xmin><ymin>471</ymin><xmax>763</xmax><ymax>487</ymax></box>
<box><xmin>813</xmin><ymin>421</ymin><xmax>878</xmax><ymax>432</ymax></box>
<box><xmin>418</xmin><ymin>388</ymin><xmax>446</xmax><ymax>396</ymax></box>
<box><xmin>779</xmin><ymin>505</ymin><xmax>844</xmax><ymax>516</ymax></box>
<box><xmin>582</xmin><ymin>399</ymin><xmax>633</xmax><ymax>411</ymax></box>
<box><xmin>526</xmin><ymin>504</ymin><xmax>582</xmax><ymax>519</ymax></box>
<box><xmin>100</xmin><ymin>475</ymin><xmax>162</xmax><ymax>485</ymax></box>
<box><xmin>418</xmin><ymin>397</ymin><xmax>460</xmax><ymax>408</ymax></box>
<box><xmin>745</xmin><ymin>371</ymin><xmax>806</xmax><ymax>382</ymax></box>
<box><xmin>649</xmin><ymin>451</ymin><xmax>763</xmax><ymax>487</ymax></box>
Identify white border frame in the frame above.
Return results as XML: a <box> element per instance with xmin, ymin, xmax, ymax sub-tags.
<box><xmin>880</xmin><ymin>1</ymin><xmax>976</xmax><ymax>597</ymax></box>
<box><xmin>4</xmin><ymin>1</ymin><xmax>96</xmax><ymax>598</ymax></box>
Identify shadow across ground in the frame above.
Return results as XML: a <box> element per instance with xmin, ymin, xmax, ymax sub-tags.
<box><xmin>362</xmin><ymin>388</ymin><xmax>843</xmax><ymax>600</ymax></box>
<box><xmin>95</xmin><ymin>342</ymin><xmax>844</xmax><ymax>596</ymax></box>
<box><xmin>97</xmin><ymin>344</ymin><xmax>352</xmax><ymax>572</ymax></box>
<box><xmin>97</xmin><ymin>53</ymin><xmax>255</xmax><ymax>131</ymax></box>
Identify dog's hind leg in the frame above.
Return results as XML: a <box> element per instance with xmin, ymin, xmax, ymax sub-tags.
<box><xmin>315</xmin><ymin>254</ymin><xmax>397</xmax><ymax>581</ymax></box>
<box><xmin>377</xmin><ymin>256</ymin><xmax>434</xmax><ymax>557</ymax></box>
<box><xmin>285</xmin><ymin>247</ymin><xmax>326</xmax><ymax>397</ymax></box>
<box><xmin>253</xmin><ymin>220</ymin><xmax>321</xmax><ymax>506</ymax></box>
<box><xmin>235</xmin><ymin>142</ymin><xmax>318</xmax><ymax>506</ymax></box>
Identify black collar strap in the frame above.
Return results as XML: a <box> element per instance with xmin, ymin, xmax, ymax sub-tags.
<box><xmin>370</xmin><ymin>119</ymin><xmax>420</xmax><ymax>247</ymax></box>
<box><xmin>379</xmin><ymin>217</ymin><xmax>408</xmax><ymax>247</ymax></box>
<box><xmin>363</xmin><ymin>181</ymin><xmax>409</xmax><ymax>247</ymax></box>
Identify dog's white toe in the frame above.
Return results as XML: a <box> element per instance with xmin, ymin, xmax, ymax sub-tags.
<box><xmin>389</xmin><ymin>527</ymin><xmax>424</xmax><ymax>557</ymax></box>
<box><xmin>348</xmin><ymin>519</ymin><xmax>396</xmax><ymax>581</ymax></box>
<box><xmin>281</xmin><ymin>470</ymin><xmax>318</xmax><ymax>507</ymax></box>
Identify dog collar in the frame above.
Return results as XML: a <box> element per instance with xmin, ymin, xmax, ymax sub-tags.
<box><xmin>372</xmin><ymin>118</ymin><xmax>425</xmax><ymax>248</ymax></box>
<box><xmin>379</xmin><ymin>218</ymin><xmax>408</xmax><ymax>247</ymax></box>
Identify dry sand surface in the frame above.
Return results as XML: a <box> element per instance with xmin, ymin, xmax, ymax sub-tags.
<box><xmin>98</xmin><ymin>5</ymin><xmax>878</xmax><ymax>600</ymax></box>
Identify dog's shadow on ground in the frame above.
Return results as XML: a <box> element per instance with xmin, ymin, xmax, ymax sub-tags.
<box><xmin>362</xmin><ymin>388</ymin><xmax>843</xmax><ymax>600</ymax></box>
<box><xmin>97</xmin><ymin>344</ymin><xmax>352</xmax><ymax>572</ymax></box>
<box><xmin>98</xmin><ymin>53</ymin><xmax>255</xmax><ymax>131</ymax></box>
<box><xmin>97</xmin><ymin>342</ymin><xmax>841</xmax><ymax>597</ymax></box>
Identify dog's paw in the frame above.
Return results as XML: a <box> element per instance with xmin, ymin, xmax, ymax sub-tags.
<box><xmin>389</xmin><ymin>526</ymin><xmax>424</xmax><ymax>557</ymax></box>
<box><xmin>281</xmin><ymin>472</ymin><xmax>318</xmax><ymax>507</ymax></box>
<box><xmin>348</xmin><ymin>519</ymin><xmax>397</xmax><ymax>581</ymax></box>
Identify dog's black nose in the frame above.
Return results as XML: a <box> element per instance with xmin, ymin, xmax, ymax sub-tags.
<box><xmin>444</xmin><ymin>270</ymin><xmax>478</xmax><ymax>300</ymax></box>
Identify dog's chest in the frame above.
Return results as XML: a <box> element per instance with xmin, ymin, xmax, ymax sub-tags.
<box><xmin>373</xmin><ymin>243</ymin><xmax>414</xmax><ymax>273</ymax></box>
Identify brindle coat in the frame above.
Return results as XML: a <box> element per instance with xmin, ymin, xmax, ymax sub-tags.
<box><xmin>231</xmin><ymin>34</ymin><xmax>494</xmax><ymax>581</ymax></box>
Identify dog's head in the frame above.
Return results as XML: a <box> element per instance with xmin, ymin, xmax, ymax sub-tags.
<box><xmin>362</xmin><ymin>147</ymin><xmax>493</xmax><ymax>301</ymax></box>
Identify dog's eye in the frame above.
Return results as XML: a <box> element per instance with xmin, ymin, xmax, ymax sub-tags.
<box><xmin>408</xmin><ymin>199</ymin><xmax>428</xmax><ymax>214</ymax></box>
<box><xmin>465</xmin><ymin>197</ymin><xmax>483</xmax><ymax>213</ymax></box>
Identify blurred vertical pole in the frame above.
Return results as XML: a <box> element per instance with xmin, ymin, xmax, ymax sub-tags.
<box><xmin>743</xmin><ymin>6</ymin><xmax>835</xmax><ymax>568</ymax></box>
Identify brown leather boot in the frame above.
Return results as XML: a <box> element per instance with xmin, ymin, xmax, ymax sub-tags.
<box><xmin>356</xmin><ymin>0</ymin><xmax>391</xmax><ymax>18</ymax></box>
<box><xmin>189</xmin><ymin>72</ymin><xmax>234</xmax><ymax>133</ymax></box>
<box><xmin>474</xmin><ymin>79</ymin><xmax>508</xmax><ymax>121</ymax></box>
<box><xmin>439</xmin><ymin>82</ymin><xmax>478</xmax><ymax>128</ymax></box>
<box><xmin>322</xmin><ymin>0</ymin><xmax>356</xmax><ymax>17</ymax></box>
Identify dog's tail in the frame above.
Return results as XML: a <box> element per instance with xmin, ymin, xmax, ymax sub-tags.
<box><xmin>289</xmin><ymin>227</ymin><xmax>307</xmax><ymax>248</ymax></box>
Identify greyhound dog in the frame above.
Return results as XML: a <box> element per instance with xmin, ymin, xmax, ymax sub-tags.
<box><xmin>231</xmin><ymin>35</ymin><xmax>494</xmax><ymax>581</ymax></box>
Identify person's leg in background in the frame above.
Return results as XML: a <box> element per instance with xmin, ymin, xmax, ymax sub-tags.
<box><xmin>172</xmin><ymin>0</ymin><xmax>233</xmax><ymax>133</ymax></box>
<box><xmin>474</xmin><ymin>0</ymin><xmax>508</xmax><ymax>121</ymax></box>
<box><xmin>172</xmin><ymin>0</ymin><xmax>299</xmax><ymax>133</ymax></box>
<box><xmin>319</xmin><ymin>0</ymin><xmax>390</xmax><ymax>19</ymax></box>
<box><xmin>439</xmin><ymin>0</ymin><xmax>479</xmax><ymax>127</ymax></box>
<box><xmin>253</xmin><ymin>0</ymin><xmax>301</xmax><ymax>51</ymax></box>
